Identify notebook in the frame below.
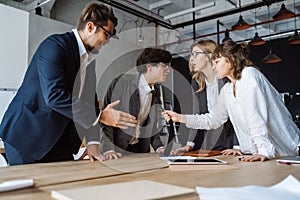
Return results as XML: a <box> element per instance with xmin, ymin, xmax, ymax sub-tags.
<box><xmin>51</xmin><ymin>180</ymin><xmax>194</xmax><ymax>200</ymax></box>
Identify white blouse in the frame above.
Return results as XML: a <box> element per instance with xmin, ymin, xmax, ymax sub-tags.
<box><xmin>186</xmin><ymin>67</ymin><xmax>300</xmax><ymax>158</ymax></box>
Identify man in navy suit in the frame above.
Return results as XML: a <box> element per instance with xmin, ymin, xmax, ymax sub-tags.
<box><xmin>0</xmin><ymin>2</ymin><xmax>137</xmax><ymax>165</ymax></box>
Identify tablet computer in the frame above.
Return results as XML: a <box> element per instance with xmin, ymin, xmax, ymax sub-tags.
<box><xmin>161</xmin><ymin>157</ymin><xmax>227</xmax><ymax>165</ymax></box>
<box><xmin>276</xmin><ymin>156</ymin><xmax>300</xmax><ymax>164</ymax></box>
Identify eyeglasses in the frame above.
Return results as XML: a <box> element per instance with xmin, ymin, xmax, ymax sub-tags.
<box><xmin>94</xmin><ymin>23</ymin><xmax>114</xmax><ymax>39</ymax></box>
<box><xmin>191</xmin><ymin>51</ymin><xmax>207</xmax><ymax>58</ymax></box>
<box><xmin>159</xmin><ymin>62</ymin><xmax>171</xmax><ymax>70</ymax></box>
<box><xmin>99</xmin><ymin>25</ymin><xmax>113</xmax><ymax>39</ymax></box>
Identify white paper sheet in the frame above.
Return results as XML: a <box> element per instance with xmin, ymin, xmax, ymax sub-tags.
<box><xmin>196</xmin><ymin>175</ymin><xmax>300</xmax><ymax>200</ymax></box>
<box><xmin>0</xmin><ymin>179</ymin><xmax>34</xmax><ymax>192</ymax></box>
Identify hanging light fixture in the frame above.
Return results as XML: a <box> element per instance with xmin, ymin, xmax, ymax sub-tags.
<box><xmin>288</xmin><ymin>0</ymin><xmax>300</xmax><ymax>45</ymax></box>
<box><xmin>231</xmin><ymin>0</ymin><xmax>250</xmax><ymax>30</ymax></box>
<box><xmin>273</xmin><ymin>3</ymin><xmax>295</xmax><ymax>20</ymax></box>
<box><xmin>222</xmin><ymin>29</ymin><xmax>232</xmax><ymax>43</ymax></box>
<box><xmin>262</xmin><ymin>6</ymin><xmax>282</xmax><ymax>64</ymax></box>
<box><xmin>249</xmin><ymin>8</ymin><xmax>265</xmax><ymax>46</ymax></box>
<box><xmin>262</xmin><ymin>49</ymin><xmax>282</xmax><ymax>63</ymax></box>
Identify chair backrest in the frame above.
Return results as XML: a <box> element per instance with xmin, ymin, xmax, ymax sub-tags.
<box><xmin>0</xmin><ymin>154</ymin><xmax>8</xmax><ymax>167</ymax></box>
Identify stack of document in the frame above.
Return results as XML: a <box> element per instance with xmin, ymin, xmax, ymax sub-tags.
<box><xmin>196</xmin><ymin>175</ymin><xmax>300</xmax><ymax>200</ymax></box>
<box><xmin>0</xmin><ymin>179</ymin><xmax>34</xmax><ymax>192</ymax></box>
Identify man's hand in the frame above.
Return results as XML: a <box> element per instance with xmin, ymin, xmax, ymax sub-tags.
<box><xmin>83</xmin><ymin>144</ymin><xmax>106</xmax><ymax>161</ymax></box>
<box><xmin>174</xmin><ymin>145</ymin><xmax>193</xmax><ymax>154</ymax></box>
<box><xmin>100</xmin><ymin>100</ymin><xmax>137</xmax><ymax>129</ymax></box>
<box><xmin>104</xmin><ymin>151</ymin><xmax>122</xmax><ymax>160</ymax></box>
<box><xmin>156</xmin><ymin>148</ymin><xmax>176</xmax><ymax>155</ymax></box>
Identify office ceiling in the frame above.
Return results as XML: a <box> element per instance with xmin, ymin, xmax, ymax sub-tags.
<box><xmin>98</xmin><ymin>0</ymin><xmax>300</xmax><ymax>44</ymax></box>
<box><xmin>2</xmin><ymin>0</ymin><xmax>300</xmax><ymax>49</ymax></box>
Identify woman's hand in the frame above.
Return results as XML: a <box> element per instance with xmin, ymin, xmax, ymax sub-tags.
<box><xmin>221</xmin><ymin>148</ymin><xmax>243</xmax><ymax>156</ymax></box>
<box><xmin>239</xmin><ymin>154</ymin><xmax>269</xmax><ymax>162</ymax></box>
<box><xmin>162</xmin><ymin>110</ymin><xmax>186</xmax><ymax>123</ymax></box>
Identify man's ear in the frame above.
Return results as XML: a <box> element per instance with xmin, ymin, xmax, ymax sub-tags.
<box><xmin>146</xmin><ymin>63</ymin><xmax>152</xmax><ymax>71</ymax></box>
<box><xmin>86</xmin><ymin>21</ymin><xmax>96</xmax><ymax>33</ymax></box>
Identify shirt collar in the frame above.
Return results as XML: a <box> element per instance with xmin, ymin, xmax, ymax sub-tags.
<box><xmin>139</xmin><ymin>74</ymin><xmax>153</xmax><ymax>94</ymax></box>
<box><xmin>205</xmin><ymin>76</ymin><xmax>218</xmax><ymax>86</ymax></box>
<box><xmin>72</xmin><ymin>29</ymin><xmax>87</xmax><ymax>58</ymax></box>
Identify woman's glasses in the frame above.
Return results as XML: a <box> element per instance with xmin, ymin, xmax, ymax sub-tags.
<box><xmin>191</xmin><ymin>51</ymin><xmax>207</xmax><ymax>58</ymax></box>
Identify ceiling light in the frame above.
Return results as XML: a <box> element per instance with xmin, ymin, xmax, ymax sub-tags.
<box><xmin>249</xmin><ymin>32</ymin><xmax>266</xmax><ymax>46</ymax></box>
<box><xmin>250</xmin><ymin>8</ymin><xmax>265</xmax><ymax>46</ymax></box>
<box><xmin>288</xmin><ymin>0</ymin><xmax>300</xmax><ymax>45</ymax></box>
<box><xmin>149</xmin><ymin>0</ymin><xmax>172</xmax><ymax>10</ymax></box>
<box><xmin>288</xmin><ymin>30</ymin><xmax>300</xmax><ymax>44</ymax></box>
<box><xmin>231</xmin><ymin>0</ymin><xmax>250</xmax><ymax>31</ymax></box>
<box><xmin>232</xmin><ymin>15</ymin><xmax>251</xmax><ymax>30</ymax></box>
<box><xmin>262</xmin><ymin>49</ymin><xmax>282</xmax><ymax>64</ymax></box>
<box><xmin>222</xmin><ymin>29</ymin><xmax>232</xmax><ymax>43</ymax></box>
<box><xmin>262</xmin><ymin>6</ymin><xmax>281</xmax><ymax>64</ymax></box>
<box><xmin>272</xmin><ymin>3</ymin><xmax>295</xmax><ymax>20</ymax></box>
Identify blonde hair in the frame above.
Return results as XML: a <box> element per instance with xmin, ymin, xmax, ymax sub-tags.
<box><xmin>189</xmin><ymin>39</ymin><xmax>217</xmax><ymax>92</ymax></box>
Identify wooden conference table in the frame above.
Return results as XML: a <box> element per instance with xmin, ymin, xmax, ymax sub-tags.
<box><xmin>0</xmin><ymin>153</ymin><xmax>299</xmax><ymax>200</ymax></box>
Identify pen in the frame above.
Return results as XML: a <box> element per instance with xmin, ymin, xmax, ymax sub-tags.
<box><xmin>238</xmin><ymin>157</ymin><xmax>244</xmax><ymax>161</ymax></box>
<box><xmin>278</xmin><ymin>161</ymin><xmax>292</xmax><ymax>165</ymax></box>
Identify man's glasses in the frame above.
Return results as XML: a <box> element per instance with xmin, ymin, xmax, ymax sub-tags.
<box><xmin>98</xmin><ymin>25</ymin><xmax>113</xmax><ymax>39</ymax></box>
<box><xmin>159</xmin><ymin>62</ymin><xmax>171</xmax><ymax>70</ymax></box>
<box><xmin>191</xmin><ymin>51</ymin><xmax>207</xmax><ymax>58</ymax></box>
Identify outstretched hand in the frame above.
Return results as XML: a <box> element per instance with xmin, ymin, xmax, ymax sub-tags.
<box><xmin>101</xmin><ymin>100</ymin><xmax>137</xmax><ymax>129</ymax></box>
<box><xmin>162</xmin><ymin>110</ymin><xmax>185</xmax><ymax>123</ymax></box>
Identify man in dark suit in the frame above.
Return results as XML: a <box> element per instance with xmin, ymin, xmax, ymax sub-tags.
<box><xmin>101</xmin><ymin>48</ymin><xmax>172</xmax><ymax>159</ymax></box>
<box><xmin>0</xmin><ymin>2</ymin><xmax>136</xmax><ymax>165</ymax></box>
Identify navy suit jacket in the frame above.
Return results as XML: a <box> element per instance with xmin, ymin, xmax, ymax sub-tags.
<box><xmin>0</xmin><ymin>32</ymin><xmax>100</xmax><ymax>160</ymax></box>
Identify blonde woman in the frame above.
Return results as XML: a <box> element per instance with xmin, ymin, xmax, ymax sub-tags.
<box><xmin>175</xmin><ymin>39</ymin><xmax>236</xmax><ymax>153</ymax></box>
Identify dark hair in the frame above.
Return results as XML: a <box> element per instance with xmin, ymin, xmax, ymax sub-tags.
<box><xmin>212</xmin><ymin>40</ymin><xmax>258</xmax><ymax>80</ymax></box>
<box><xmin>77</xmin><ymin>3</ymin><xmax>118</xmax><ymax>34</ymax></box>
<box><xmin>136</xmin><ymin>48</ymin><xmax>172</xmax><ymax>74</ymax></box>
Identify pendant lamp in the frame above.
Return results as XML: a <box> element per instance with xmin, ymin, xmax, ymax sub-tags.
<box><xmin>231</xmin><ymin>0</ymin><xmax>250</xmax><ymax>30</ymax></box>
<box><xmin>288</xmin><ymin>0</ymin><xmax>300</xmax><ymax>45</ymax></box>
<box><xmin>249</xmin><ymin>8</ymin><xmax>265</xmax><ymax>46</ymax></box>
<box><xmin>273</xmin><ymin>3</ymin><xmax>295</xmax><ymax>20</ymax></box>
<box><xmin>262</xmin><ymin>49</ymin><xmax>282</xmax><ymax>63</ymax></box>
<box><xmin>262</xmin><ymin>6</ymin><xmax>282</xmax><ymax>64</ymax></box>
<box><xmin>222</xmin><ymin>29</ymin><xmax>232</xmax><ymax>43</ymax></box>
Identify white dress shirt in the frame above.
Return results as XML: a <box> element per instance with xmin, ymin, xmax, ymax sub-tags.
<box><xmin>185</xmin><ymin>67</ymin><xmax>300</xmax><ymax>158</ymax></box>
<box><xmin>72</xmin><ymin>29</ymin><xmax>100</xmax><ymax>146</ymax></box>
<box><xmin>138</xmin><ymin>75</ymin><xmax>164</xmax><ymax>152</ymax></box>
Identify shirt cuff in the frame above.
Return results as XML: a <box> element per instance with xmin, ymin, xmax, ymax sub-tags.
<box><xmin>186</xmin><ymin>141</ymin><xmax>195</xmax><ymax>148</ymax></box>
<box><xmin>92</xmin><ymin>110</ymin><xmax>102</xmax><ymax>126</ymax></box>
<box><xmin>87</xmin><ymin>141</ymin><xmax>101</xmax><ymax>146</ymax></box>
<box><xmin>156</xmin><ymin>146</ymin><xmax>164</xmax><ymax>153</ymax></box>
<box><xmin>185</xmin><ymin>115</ymin><xmax>194</xmax><ymax>128</ymax></box>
